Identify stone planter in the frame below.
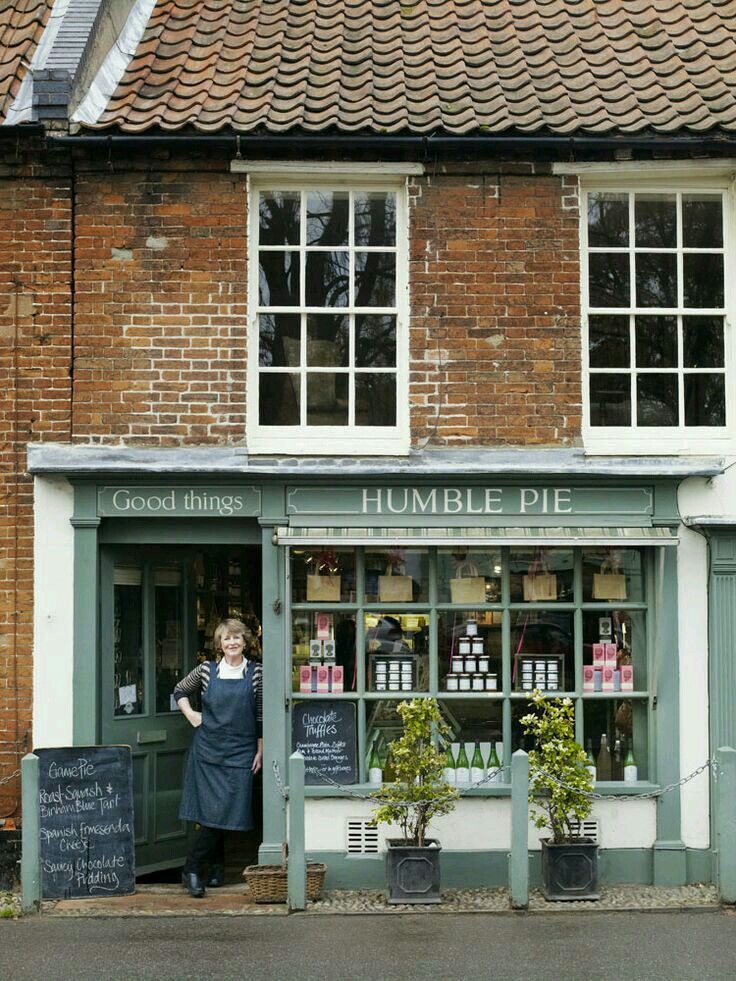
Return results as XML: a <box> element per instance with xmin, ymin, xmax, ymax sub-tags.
<box><xmin>386</xmin><ymin>839</ymin><xmax>442</xmax><ymax>904</ymax></box>
<box><xmin>541</xmin><ymin>838</ymin><xmax>599</xmax><ymax>901</ymax></box>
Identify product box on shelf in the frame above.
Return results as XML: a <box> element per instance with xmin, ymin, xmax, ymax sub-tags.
<box><xmin>330</xmin><ymin>665</ymin><xmax>344</xmax><ymax>693</ymax></box>
<box><xmin>309</xmin><ymin>640</ymin><xmax>323</xmax><ymax>661</ymax></box>
<box><xmin>620</xmin><ymin>664</ymin><xmax>634</xmax><ymax>690</ymax></box>
<box><xmin>605</xmin><ymin>643</ymin><xmax>618</xmax><ymax>667</ymax></box>
<box><xmin>592</xmin><ymin>644</ymin><xmax>605</xmax><ymax>668</ymax></box>
<box><xmin>583</xmin><ymin>665</ymin><xmax>595</xmax><ymax>691</ymax></box>
<box><xmin>316</xmin><ymin>666</ymin><xmax>330</xmax><ymax>693</ymax></box>
<box><xmin>299</xmin><ymin>666</ymin><xmax>313</xmax><ymax>693</ymax></box>
<box><xmin>602</xmin><ymin>667</ymin><xmax>615</xmax><ymax>692</ymax></box>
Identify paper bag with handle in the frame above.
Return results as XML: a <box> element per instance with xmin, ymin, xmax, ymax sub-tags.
<box><xmin>523</xmin><ymin>554</ymin><xmax>558</xmax><ymax>602</ymax></box>
<box><xmin>450</xmin><ymin>559</ymin><xmax>486</xmax><ymax>605</ymax></box>
<box><xmin>378</xmin><ymin>558</ymin><xmax>413</xmax><ymax>603</ymax></box>
<box><xmin>592</xmin><ymin>555</ymin><xmax>627</xmax><ymax>601</ymax></box>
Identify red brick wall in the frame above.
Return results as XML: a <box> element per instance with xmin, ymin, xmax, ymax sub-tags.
<box><xmin>0</xmin><ymin>164</ymin><xmax>72</xmax><ymax>816</ymax></box>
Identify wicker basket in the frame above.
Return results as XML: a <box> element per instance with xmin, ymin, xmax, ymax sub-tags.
<box><xmin>243</xmin><ymin>862</ymin><xmax>327</xmax><ymax>904</ymax></box>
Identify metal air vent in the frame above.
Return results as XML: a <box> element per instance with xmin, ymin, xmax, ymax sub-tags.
<box><xmin>346</xmin><ymin>818</ymin><xmax>379</xmax><ymax>855</ymax></box>
<box><xmin>569</xmin><ymin>819</ymin><xmax>599</xmax><ymax>842</ymax></box>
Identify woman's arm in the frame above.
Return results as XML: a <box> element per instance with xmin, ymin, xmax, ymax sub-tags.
<box><xmin>173</xmin><ymin>662</ymin><xmax>209</xmax><ymax>728</ymax></box>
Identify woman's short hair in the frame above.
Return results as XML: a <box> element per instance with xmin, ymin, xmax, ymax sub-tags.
<box><xmin>213</xmin><ymin>618</ymin><xmax>249</xmax><ymax>652</ymax></box>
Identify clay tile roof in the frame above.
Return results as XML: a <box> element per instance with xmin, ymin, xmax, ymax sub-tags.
<box><xmin>0</xmin><ymin>0</ymin><xmax>54</xmax><ymax>123</ymax></box>
<box><xmin>89</xmin><ymin>0</ymin><xmax>736</xmax><ymax>135</ymax></box>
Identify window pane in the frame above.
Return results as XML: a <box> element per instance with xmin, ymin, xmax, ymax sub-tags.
<box><xmin>440</xmin><ymin>701</ymin><xmax>505</xmax><ymax>779</ymax></box>
<box><xmin>291</xmin><ymin>610</ymin><xmax>357</xmax><ymax>693</ymax></box>
<box><xmin>365</xmin><ymin>612</ymin><xmax>429</xmax><ymax>692</ymax></box>
<box><xmin>259</xmin><ymin>313</ymin><xmax>300</xmax><ymax>367</ymax></box>
<box><xmin>635</xmin><ymin>315</ymin><xmax>677</xmax><ymax>368</ymax></box>
<box><xmin>635</xmin><ymin>253</ymin><xmax>677</xmax><ymax>307</ymax></box>
<box><xmin>683</xmin><ymin>194</ymin><xmax>723</xmax><ymax>248</ymax></box>
<box><xmin>306</xmin><ymin>373</ymin><xmax>348</xmax><ymax>426</ymax></box>
<box><xmin>355</xmin><ymin>191</ymin><xmax>396</xmax><ymax>246</ymax></box>
<box><xmin>683</xmin><ymin>253</ymin><xmax>724</xmax><ymax>308</ymax></box>
<box><xmin>635</xmin><ymin>193</ymin><xmax>676</xmax><ymax>248</ymax></box>
<box><xmin>588</xmin><ymin>315</ymin><xmax>629</xmax><ymax>368</ymax></box>
<box><xmin>683</xmin><ymin>316</ymin><xmax>724</xmax><ymax>368</ymax></box>
<box><xmin>509</xmin><ymin>547</ymin><xmax>574</xmax><ymax>603</ymax></box>
<box><xmin>291</xmin><ymin>547</ymin><xmax>356</xmax><ymax>604</ymax></box>
<box><xmin>155</xmin><ymin>569</ymin><xmax>183</xmax><ymax>713</ymax></box>
<box><xmin>583</xmin><ymin>699</ymin><xmax>648</xmax><ymax>781</ymax></box>
<box><xmin>355</xmin><ymin>252</ymin><xmax>396</xmax><ymax>307</ymax></box>
<box><xmin>583</xmin><ymin>548</ymin><xmax>644</xmax><ymax>603</ymax></box>
<box><xmin>684</xmin><ymin>374</ymin><xmax>725</xmax><ymax>427</ymax></box>
<box><xmin>259</xmin><ymin>191</ymin><xmax>300</xmax><ymax>245</ymax></box>
<box><xmin>307</xmin><ymin>314</ymin><xmax>348</xmax><ymax>367</ymax></box>
<box><xmin>513</xmin><ymin>700</ymin><xmax>569</xmax><ymax>753</ymax></box>
<box><xmin>437</xmin><ymin>547</ymin><xmax>502</xmax><ymax>604</ymax></box>
<box><xmin>588</xmin><ymin>252</ymin><xmax>630</xmax><ymax>307</ymax></box>
<box><xmin>259</xmin><ymin>372</ymin><xmax>300</xmax><ymax>425</ymax></box>
<box><xmin>364</xmin><ymin>548</ymin><xmax>429</xmax><ymax>603</ymax></box>
<box><xmin>583</xmin><ymin>610</ymin><xmax>647</xmax><ymax>691</ymax></box>
<box><xmin>439</xmin><ymin>612</ymin><xmax>502</xmax><ymax>694</ymax></box>
<box><xmin>636</xmin><ymin>373</ymin><xmax>678</xmax><ymax>426</ymax></box>
<box><xmin>356</xmin><ymin>314</ymin><xmax>397</xmax><ymax>367</ymax></box>
<box><xmin>510</xmin><ymin>610</ymin><xmax>574</xmax><ymax>692</ymax></box>
<box><xmin>355</xmin><ymin>373</ymin><xmax>396</xmax><ymax>426</ymax></box>
<box><xmin>589</xmin><ymin>374</ymin><xmax>631</xmax><ymax>426</ymax></box>
<box><xmin>259</xmin><ymin>251</ymin><xmax>300</xmax><ymax>306</ymax></box>
<box><xmin>114</xmin><ymin>569</ymin><xmax>143</xmax><ymax>717</ymax></box>
<box><xmin>306</xmin><ymin>191</ymin><xmax>349</xmax><ymax>246</ymax></box>
<box><xmin>305</xmin><ymin>251</ymin><xmax>349</xmax><ymax>307</ymax></box>
<box><xmin>587</xmin><ymin>192</ymin><xmax>628</xmax><ymax>247</ymax></box>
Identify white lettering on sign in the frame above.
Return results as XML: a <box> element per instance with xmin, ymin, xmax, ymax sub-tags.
<box><xmin>109</xmin><ymin>488</ymin><xmax>245</xmax><ymax>516</ymax></box>
<box><xmin>360</xmin><ymin>487</ymin><xmax>574</xmax><ymax>515</ymax></box>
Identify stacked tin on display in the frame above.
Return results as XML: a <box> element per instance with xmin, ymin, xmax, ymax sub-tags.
<box><xmin>446</xmin><ymin>619</ymin><xmax>498</xmax><ymax>692</ymax></box>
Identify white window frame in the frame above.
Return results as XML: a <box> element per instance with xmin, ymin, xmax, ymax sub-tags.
<box><xmin>246</xmin><ymin>173</ymin><xmax>410</xmax><ymax>456</ymax></box>
<box><xmin>575</xmin><ymin>167</ymin><xmax>736</xmax><ymax>455</ymax></box>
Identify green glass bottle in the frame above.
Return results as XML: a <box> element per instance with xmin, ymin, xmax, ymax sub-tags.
<box><xmin>383</xmin><ymin>746</ymin><xmax>396</xmax><ymax>783</ymax></box>
<box><xmin>368</xmin><ymin>742</ymin><xmax>383</xmax><ymax>785</ymax></box>
<box><xmin>471</xmin><ymin>741</ymin><xmax>484</xmax><ymax>783</ymax></box>
<box><xmin>586</xmin><ymin>738</ymin><xmax>597</xmax><ymax>783</ymax></box>
<box><xmin>486</xmin><ymin>742</ymin><xmax>501</xmax><ymax>783</ymax></box>
<box><xmin>624</xmin><ymin>746</ymin><xmax>638</xmax><ymax>783</ymax></box>
<box><xmin>455</xmin><ymin>744</ymin><xmax>470</xmax><ymax>784</ymax></box>
<box><xmin>443</xmin><ymin>744</ymin><xmax>456</xmax><ymax>786</ymax></box>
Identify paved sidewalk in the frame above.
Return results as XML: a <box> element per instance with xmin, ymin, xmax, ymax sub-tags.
<box><xmin>23</xmin><ymin>882</ymin><xmax>719</xmax><ymax>917</ymax></box>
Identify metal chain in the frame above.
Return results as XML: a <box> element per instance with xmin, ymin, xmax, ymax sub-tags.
<box><xmin>531</xmin><ymin>759</ymin><xmax>716</xmax><ymax>802</ymax></box>
<box><xmin>273</xmin><ymin>759</ymin><xmax>289</xmax><ymax>800</ymax></box>
<box><xmin>0</xmin><ymin>769</ymin><xmax>20</xmax><ymax>788</ymax></box>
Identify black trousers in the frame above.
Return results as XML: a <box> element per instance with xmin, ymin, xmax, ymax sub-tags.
<box><xmin>184</xmin><ymin>825</ymin><xmax>225</xmax><ymax>873</ymax></box>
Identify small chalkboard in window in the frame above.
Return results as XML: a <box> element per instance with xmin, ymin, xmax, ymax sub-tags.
<box><xmin>291</xmin><ymin>700</ymin><xmax>357</xmax><ymax>786</ymax></box>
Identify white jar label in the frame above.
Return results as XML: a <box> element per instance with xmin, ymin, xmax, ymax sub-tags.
<box><xmin>624</xmin><ymin>765</ymin><xmax>638</xmax><ymax>783</ymax></box>
<box><xmin>369</xmin><ymin>768</ymin><xmax>383</xmax><ymax>784</ymax></box>
<box><xmin>470</xmin><ymin>767</ymin><xmax>484</xmax><ymax>782</ymax></box>
<box><xmin>455</xmin><ymin>767</ymin><xmax>470</xmax><ymax>783</ymax></box>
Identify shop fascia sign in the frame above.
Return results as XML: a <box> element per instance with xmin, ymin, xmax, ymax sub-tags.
<box><xmin>97</xmin><ymin>485</ymin><xmax>261</xmax><ymax>517</ymax></box>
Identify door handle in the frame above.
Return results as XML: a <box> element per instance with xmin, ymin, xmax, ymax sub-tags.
<box><xmin>137</xmin><ymin>730</ymin><xmax>167</xmax><ymax>744</ymax></box>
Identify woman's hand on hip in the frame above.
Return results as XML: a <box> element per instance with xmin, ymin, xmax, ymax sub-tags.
<box><xmin>251</xmin><ymin>749</ymin><xmax>263</xmax><ymax>774</ymax></box>
<box><xmin>188</xmin><ymin>711</ymin><xmax>203</xmax><ymax>728</ymax></box>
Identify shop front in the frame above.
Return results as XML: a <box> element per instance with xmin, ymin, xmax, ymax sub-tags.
<box><xmin>28</xmin><ymin>448</ymin><xmax>721</xmax><ymax>888</ymax></box>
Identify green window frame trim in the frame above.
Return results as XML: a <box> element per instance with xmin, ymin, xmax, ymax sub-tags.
<box><xmin>286</xmin><ymin>543</ymin><xmax>664</xmax><ymax>793</ymax></box>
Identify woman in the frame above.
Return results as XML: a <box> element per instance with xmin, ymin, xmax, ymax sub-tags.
<box><xmin>173</xmin><ymin>617</ymin><xmax>263</xmax><ymax>897</ymax></box>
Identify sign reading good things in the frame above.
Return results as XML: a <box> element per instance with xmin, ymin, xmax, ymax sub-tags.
<box><xmin>98</xmin><ymin>485</ymin><xmax>261</xmax><ymax>518</ymax></box>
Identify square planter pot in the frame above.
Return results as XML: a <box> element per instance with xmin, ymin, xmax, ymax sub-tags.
<box><xmin>541</xmin><ymin>838</ymin><xmax>599</xmax><ymax>901</ymax></box>
<box><xmin>386</xmin><ymin>839</ymin><xmax>442</xmax><ymax>904</ymax></box>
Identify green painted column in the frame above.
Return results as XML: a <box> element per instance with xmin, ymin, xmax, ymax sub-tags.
<box><xmin>71</xmin><ymin>482</ymin><xmax>100</xmax><ymax>745</ymax></box>
<box><xmin>653</xmin><ymin>543</ymin><xmax>686</xmax><ymax>885</ymax></box>
<box><xmin>715</xmin><ymin>746</ymin><xmax>736</xmax><ymax>904</ymax></box>
<box><xmin>21</xmin><ymin>753</ymin><xmax>40</xmax><ymax>912</ymax></box>
<box><xmin>287</xmin><ymin>751</ymin><xmax>307</xmax><ymax>911</ymax></box>
<box><xmin>509</xmin><ymin>749</ymin><xmax>529</xmax><ymax>909</ymax></box>
<box><xmin>258</xmin><ymin>486</ymin><xmax>288</xmax><ymax>865</ymax></box>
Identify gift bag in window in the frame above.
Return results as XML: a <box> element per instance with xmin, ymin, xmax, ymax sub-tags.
<box><xmin>592</xmin><ymin>555</ymin><xmax>627</xmax><ymax>601</ymax></box>
<box><xmin>306</xmin><ymin>573</ymin><xmax>341</xmax><ymax>602</ymax></box>
<box><xmin>523</xmin><ymin>555</ymin><xmax>558</xmax><ymax>602</ymax></box>
<box><xmin>450</xmin><ymin>560</ymin><xmax>486</xmax><ymax>605</ymax></box>
<box><xmin>378</xmin><ymin>560</ymin><xmax>413</xmax><ymax>603</ymax></box>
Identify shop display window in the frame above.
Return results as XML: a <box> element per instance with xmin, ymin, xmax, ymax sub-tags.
<box><xmin>290</xmin><ymin>546</ymin><xmax>356</xmax><ymax>604</ymax></box>
<box><xmin>583</xmin><ymin>699</ymin><xmax>648</xmax><ymax>782</ymax></box>
<box><xmin>114</xmin><ymin>568</ymin><xmax>143</xmax><ymax>717</ymax></box>
<box><xmin>289</xmin><ymin>544</ymin><xmax>654</xmax><ymax>788</ymax></box>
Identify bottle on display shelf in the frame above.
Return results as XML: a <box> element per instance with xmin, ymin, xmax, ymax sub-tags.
<box><xmin>596</xmin><ymin>734</ymin><xmax>612</xmax><ymax>781</ymax></box>
<box><xmin>368</xmin><ymin>742</ymin><xmax>383</xmax><ymax>785</ymax></box>
<box><xmin>383</xmin><ymin>747</ymin><xmax>396</xmax><ymax>783</ymax></box>
<box><xmin>470</xmin><ymin>742</ymin><xmax>485</xmax><ymax>783</ymax></box>
<box><xmin>443</xmin><ymin>745</ymin><xmax>456</xmax><ymax>785</ymax></box>
<box><xmin>486</xmin><ymin>742</ymin><xmax>502</xmax><ymax>783</ymax></box>
<box><xmin>585</xmin><ymin>739</ymin><xmax>597</xmax><ymax>783</ymax></box>
<box><xmin>455</xmin><ymin>744</ymin><xmax>470</xmax><ymax>784</ymax></box>
<box><xmin>624</xmin><ymin>746</ymin><xmax>638</xmax><ymax>783</ymax></box>
<box><xmin>613</xmin><ymin>738</ymin><xmax>624</xmax><ymax>781</ymax></box>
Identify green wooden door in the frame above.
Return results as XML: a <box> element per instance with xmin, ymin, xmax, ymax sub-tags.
<box><xmin>100</xmin><ymin>549</ymin><xmax>195</xmax><ymax>874</ymax></box>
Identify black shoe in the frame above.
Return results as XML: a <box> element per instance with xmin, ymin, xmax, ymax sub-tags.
<box><xmin>181</xmin><ymin>871</ymin><xmax>205</xmax><ymax>898</ymax></box>
<box><xmin>207</xmin><ymin>864</ymin><xmax>225</xmax><ymax>888</ymax></box>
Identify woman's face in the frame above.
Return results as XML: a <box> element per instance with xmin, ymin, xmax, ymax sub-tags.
<box><xmin>220</xmin><ymin>631</ymin><xmax>246</xmax><ymax>658</ymax></box>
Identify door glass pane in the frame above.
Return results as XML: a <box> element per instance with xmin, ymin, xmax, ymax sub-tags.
<box><xmin>588</xmin><ymin>253</ymin><xmax>629</xmax><ymax>307</ymax></box>
<box><xmin>684</xmin><ymin>374</ymin><xmax>726</xmax><ymax>427</ymax></box>
<box><xmin>291</xmin><ymin>611</ymin><xmax>357</xmax><ymax>694</ymax></box>
<box><xmin>439</xmin><ymin>610</ymin><xmax>502</xmax><ymax>694</ymax></box>
<box><xmin>589</xmin><ymin>315</ymin><xmax>629</xmax><ymax>368</ymax></box>
<box><xmin>114</xmin><ymin>568</ymin><xmax>143</xmax><ymax>717</ymax></box>
<box><xmin>583</xmin><ymin>699</ymin><xmax>648</xmax><ymax>781</ymax></box>
<box><xmin>635</xmin><ymin>253</ymin><xmax>677</xmax><ymax>307</ymax></box>
<box><xmin>582</xmin><ymin>610</ymin><xmax>647</xmax><ymax>692</ymax></box>
<box><xmin>365</xmin><ymin>612</ymin><xmax>429</xmax><ymax>692</ymax></box>
<box><xmin>587</xmin><ymin>192</ymin><xmax>629</xmax><ymax>247</ymax></box>
<box><xmin>634</xmin><ymin>194</ymin><xmax>676</xmax><ymax>248</ymax></box>
<box><xmin>510</xmin><ymin>610</ymin><xmax>575</xmax><ymax>692</ymax></box>
<box><xmin>510</xmin><ymin>547</ymin><xmax>574</xmax><ymax>603</ymax></box>
<box><xmin>307</xmin><ymin>191</ymin><xmax>349</xmax><ymax>246</ymax></box>
<box><xmin>636</xmin><ymin>373</ymin><xmax>678</xmax><ymax>426</ymax></box>
<box><xmin>635</xmin><ymin>315</ymin><xmax>677</xmax><ymax>368</ymax></box>
<box><xmin>682</xmin><ymin>194</ymin><xmax>723</xmax><ymax>248</ymax></box>
<box><xmin>589</xmin><ymin>373</ymin><xmax>631</xmax><ymax>426</ymax></box>
<box><xmin>155</xmin><ymin>569</ymin><xmax>183</xmax><ymax>713</ymax></box>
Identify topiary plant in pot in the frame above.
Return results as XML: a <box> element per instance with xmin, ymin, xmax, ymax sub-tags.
<box><xmin>520</xmin><ymin>689</ymin><xmax>599</xmax><ymax>901</ymax></box>
<box><xmin>371</xmin><ymin>697</ymin><xmax>458</xmax><ymax>904</ymax></box>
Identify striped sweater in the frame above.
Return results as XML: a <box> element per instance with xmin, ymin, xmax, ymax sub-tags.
<box><xmin>173</xmin><ymin>659</ymin><xmax>263</xmax><ymax>738</ymax></box>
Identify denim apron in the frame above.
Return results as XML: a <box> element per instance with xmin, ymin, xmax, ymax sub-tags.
<box><xmin>179</xmin><ymin>659</ymin><xmax>257</xmax><ymax>831</ymax></box>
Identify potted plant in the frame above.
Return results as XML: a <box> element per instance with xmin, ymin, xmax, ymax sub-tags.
<box><xmin>520</xmin><ymin>689</ymin><xmax>599</xmax><ymax>901</ymax></box>
<box><xmin>371</xmin><ymin>697</ymin><xmax>458</xmax><ymax>904</ymax></box>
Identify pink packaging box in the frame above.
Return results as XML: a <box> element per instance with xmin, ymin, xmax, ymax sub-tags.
<box><xmin>316</xmin><ymin>613</ymin><xmax>332</xmax><ymax>640</ymax></box>
<box><xmin>602</xmin><ymin>667</ymin><xmax>615</xmax><ymax>691</ymax></box>
<box><xmin>330</xmin><ymin>665</ymin><xmax>344</xmax><ymax>693</ymax></box>
<box><xmin>605</xmin><ymin>643</ymin><xmax>618</xmax><ymax>667</ymax></box>
<box><xmin>583</xmin><ymin>665</ymin><xmax>595</xmax><ymax>691</ymax></box>
<box><xmin>299</xmin><ymin>666</ymin><xmax>312</xmax><ymax>693</ymax></box>
<box><xmin>316</xmin><ymin>666</ymin><xmax>330</xmax><ymax>693</ymax></box>
<box><xmin>620</xmin><ymin>664</ymin><xmax>634</xmax><ymax>690</ymax></box>
<box><xmin>592</xmin><ymin>644</ymin><xmax>605</xmax><ymax>668</ymax></box>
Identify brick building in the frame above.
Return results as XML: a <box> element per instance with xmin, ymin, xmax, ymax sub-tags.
<box><xmin>2</xmin><ymin>0</ymin><xmax>736</xmax><ymax>890</ymax></box>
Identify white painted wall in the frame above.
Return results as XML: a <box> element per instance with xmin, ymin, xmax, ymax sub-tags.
<box><xmin>33</xmin><ymin>476</ymin><xmax>75</xmax><ymax>747</ymax></box>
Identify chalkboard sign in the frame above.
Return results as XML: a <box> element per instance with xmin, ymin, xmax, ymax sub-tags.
<box><xmin>292</xmin><ymin>700</ymin><xmax>357</xmax><ymax>786</ymax></box>
<box><xmin>36</xmin><ymin>746</ymin><xmax>135</xmax><ymax>899</ymax></box>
